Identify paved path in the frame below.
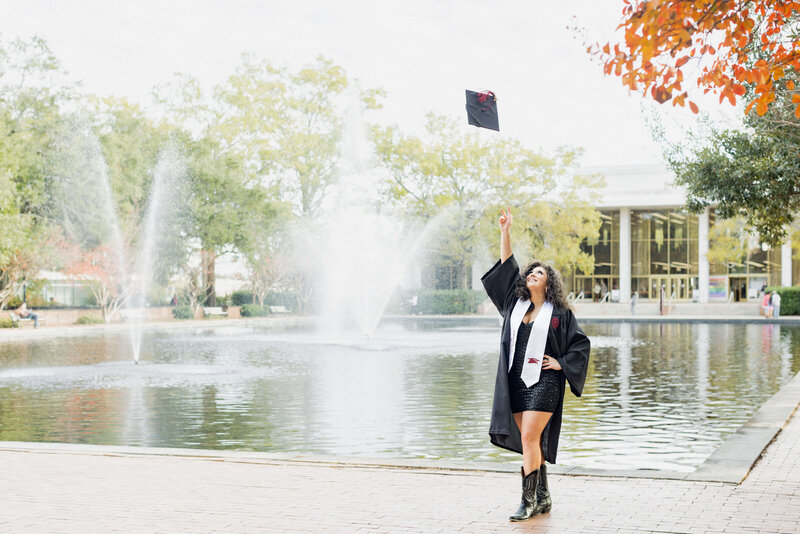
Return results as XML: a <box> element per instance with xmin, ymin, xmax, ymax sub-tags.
<box><xmin>3</xmin><ymin>398</ymin><xmax>800</xmax><ymax>534</ymax></box>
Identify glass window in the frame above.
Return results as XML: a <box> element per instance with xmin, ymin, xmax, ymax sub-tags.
<box><xmin>651</xmin><ymin>240</ymin><xmax>669</xmax><ymax>274</ymax></box>
<box><xmin>594</xmin><ymin>241</ymin><xmax>611</xmax><ymax>274</ymax></box>
<box><xmin>669</xmin><ymin>240</ymin><xmax>688</xmax><ymax>274</ymax></box>
<box><xmin>669</xmin><ymin>210</ymin><xmax>687</xmax><ymax>240</ymax></box>
<box><xmin>687</xmin><ymin>240</ymin><xmax>699</xmax><ymax>275</ymax></box>
<box><xmin>688</xmin><ymin>213</ymin><xmax>699</xmax><ymax>239</ymax></box>
<box><xmin>649</xmin><ymin>211</ymin><xmax>669</xmax><ymax>242</ymax></box>
<box><xmin>748</xmin><ymin>246</ymin><xmax>768</xmax><ymax>274</ymax></box>
<box><xmin>631</xmin><ymin>240</ymin><xmax>650</xmax><ymax>276</ymax></box>
<box><xmin>632</xmin><ymin>277</ymin><xmax>649</xmax><ymax>298</ymax></box>
<box><xmin>631</xmin><ymin>212</ymin><xmax>650</xmax><ymax>240</ymax></box>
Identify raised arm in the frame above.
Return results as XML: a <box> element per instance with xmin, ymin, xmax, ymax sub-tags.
<box><xmin>482</xmin><ymin>207</ymin><xmax>520</xmax><ymax>315</ymax></box>
<box><xmin>499</xmin><ymin>207</ymin><xmax>512</xmax><ymax>263</ymax></box>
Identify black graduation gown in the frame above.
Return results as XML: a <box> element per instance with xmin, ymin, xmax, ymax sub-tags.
<box><xmin>481</xmin><ymin>254</ymin><xmax>591</xmax><ymax>464</ymax></box>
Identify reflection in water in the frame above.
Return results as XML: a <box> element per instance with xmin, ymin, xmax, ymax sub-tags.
<box><xmin>0</xmin><ymin>320</ymin><xmax>799</xmax><ymax>472</ymax></box>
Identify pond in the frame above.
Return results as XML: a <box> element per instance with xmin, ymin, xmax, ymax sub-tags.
<box><xmin>0</xmin><ymin>318</ymin><xmax>798</xmax><ymax>472</ymax></box>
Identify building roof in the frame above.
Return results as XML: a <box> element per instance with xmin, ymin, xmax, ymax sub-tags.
<box><xmin>580</xmin><ymin>164</ymin><xmax>689</xmax><ymax>210</ymax></box>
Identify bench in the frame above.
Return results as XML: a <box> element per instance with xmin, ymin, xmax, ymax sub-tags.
<box><xmin>8</xmin><ymin>311</ymin><xmax>46</xmax><ymax>327</ymax></box>
<box><xmin>203</xmin><ymin>306</ymin><xmax>228</xmax><ymax>319</ymax></box>
<box><xmin>269</xmin><ymin>305</ymin><xmax>290</xmax><ymax>314</ymax></box>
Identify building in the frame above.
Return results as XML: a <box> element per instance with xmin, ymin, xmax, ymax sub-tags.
<box><xmin>569</xmin><ymin>164</ymin><xmax>793</xmax><ymax>303</ymax></box>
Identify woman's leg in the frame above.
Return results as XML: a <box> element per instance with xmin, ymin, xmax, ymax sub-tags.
<box><xmin>513</xmin><ymin>411</ymin><xmax>553</xmax><ymax>475</ymax></box>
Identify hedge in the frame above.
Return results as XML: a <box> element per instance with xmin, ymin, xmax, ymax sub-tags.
<box><xmin>172</xmin><ymin>305</ymin><xmax>194</xmax><ymax>320</ymax></box>
<box><xmin>765</xmin><ymin>286</ymin><xmax>800</xmax><ymax>315</ymax></box>
<box><xmin>414</xmin><ymin>289</ymin><xmax>485</xmax><ymax>315</ymax></box>
<box><xmin>75</xmin><ymin>314</ymin><xmax>104</xmax><ymax>325</ymax></box>
<box><xmin>240</xmin><ymin>303</ymin><xmax>270</xmax><ymax>317</ymax></box>
<box><xmin>230</xmin><ymin>290</ymin><xmax>255</xmax><ymax>306</ymax></box>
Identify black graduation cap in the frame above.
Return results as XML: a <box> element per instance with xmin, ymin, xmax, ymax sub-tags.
<box><xmin>465</xmin><ymin>89</ymin><xmax>499</xmax><ymax>131</ymax></box>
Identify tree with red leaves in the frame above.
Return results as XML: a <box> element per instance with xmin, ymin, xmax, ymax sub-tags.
<box><xmin>593</xmin><ymin>1</ymin><xmax>800</xmax><ymax>116</ymax></box>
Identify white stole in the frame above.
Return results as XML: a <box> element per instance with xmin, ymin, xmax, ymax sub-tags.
<box><xmin>508</xmin><ymin>299</ymin><xmax>553</xmax><ymax>387</ymax></box>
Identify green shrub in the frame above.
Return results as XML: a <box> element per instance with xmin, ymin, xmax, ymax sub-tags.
<box><xmin>75</xmin><ymin>314</ymin><xmax>104</xmax><ymax>325</ymax></box>
<box><xmin>172</xmin><ymin>305</ymin><xmax>194</xmax><ymax>320</ymax></box>
<box><xmin>766</xmin><ymin>286</ymin><xmax>800</xmax><ymax>315</ymax></box>
<box><xmin>415</xmin><ymin>290</ymin><xmax>484</xmax><ymax>315</ymax></box>
<box><xmin>240</xmin><ymin>303</ymin><xmax>270</xmax><ymax>317</ymax></box>
<box><xmin>0</xmin><ymin>317</ymin><xmax>17</xmax><ymax>328</ymax></box>
<box><xmin>265</xmin><ymin>291</ymin><xmax>294</xmax><ymax>309</ymax></box>
<box><xmin>6</xmin><ymin>296</ymin><xmax>22</xmax><ymax>309</ymax></box>
<box><xmin>231</xmin><ymin>290</ymin><xmax>255</xmax><ymax>306</ymax></box>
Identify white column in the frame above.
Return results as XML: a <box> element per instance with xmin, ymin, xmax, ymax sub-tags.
<box><xmin>698</xmin><ymin>207</ymin><xmax>710</xmax><ymax>303</ymax></box>
<box><xmin>619</xmin><ymin>207</ymin><xmax>631</xmax><ymax>303</ymax></box>
<box><xmin>782</xmin><ymin>239</ymin><xmax>792</xmax><ymax>287</ymax></box>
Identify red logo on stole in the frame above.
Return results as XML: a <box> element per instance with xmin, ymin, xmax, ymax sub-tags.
<box><xmin>551</xmin><ymin>317</ymin><xmax>559</xmax><ymax>329</ymax></box>
<box><xmin>528</xmin><ymin>357</ymin><xmax>540</xmax><ymax>364</ymax></box>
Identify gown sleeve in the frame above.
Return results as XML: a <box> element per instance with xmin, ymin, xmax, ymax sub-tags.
<box><xmin>556</xmin><ymin>309</ymin><xmax>591</xmax><ymax>397</ymax></box>
<box><xmin>480</xmin><ymin>254</ymin><xmax>521</xmax><ymax>316</ymax></box>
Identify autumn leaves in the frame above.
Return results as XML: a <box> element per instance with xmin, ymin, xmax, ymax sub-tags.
<box><xmin>590</xmin><ymin>0</ymin><xmax>800</xmax><ymax>117</ymax></box>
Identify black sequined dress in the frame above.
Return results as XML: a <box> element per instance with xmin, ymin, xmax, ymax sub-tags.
<box><xmin>508</xmin><ymin>321</ymin><xmax>561</xmax><ymax>413</ymax></box>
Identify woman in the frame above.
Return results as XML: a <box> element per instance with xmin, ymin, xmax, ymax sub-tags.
<box><xmin>481</xmin><ymin>207</ymin><xmax>591</xmax><ymax>522</ymax></box>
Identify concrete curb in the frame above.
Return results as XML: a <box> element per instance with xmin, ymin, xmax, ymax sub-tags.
<box><xmin>687</xmin><ymin>368</ymin><xmax>800</xmax><ymax>484</ymax></box>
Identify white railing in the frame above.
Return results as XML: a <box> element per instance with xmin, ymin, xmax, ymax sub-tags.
<box><xmin>666</xmin><ymin>290</ymin><xmax>677</xmax><ymax>313</ymax></box>
<box><xmin>567</xmin><ymin>292</ymin><xmax>585</xmax><ymax>303</ymax></box>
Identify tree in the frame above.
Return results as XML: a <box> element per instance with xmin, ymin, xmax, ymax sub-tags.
<box><xmin>238</xmin><ymin>202</ymin><xmax>289</xmax><ymax>306</ymax></box>
<box><xmin>593</xmin><ymin>1</ymin><xmax>800</xmax><ymax>116</ymax></box>
<box><xmin>92</xmin><ymin>97</ymin><xmax>176</xmax><ymax>252</ymax></box>
<box><xmin>0</xmin><ymin>36</ymin><xmax>72</xmax><ymax>307</ymax></box>
<box><xmin>655</xmin><ymin>71</ymin><xmax>800</xmax><ymax>245</ymax></box>
<box><xmin>61</xmin><ymin>243</ymin><xmax>126</xmax><ymax>322</ymax></box>
<box><xmin>174</xmin><ymin>264</ymin><xmax>209</xmax><ymax>318</ymax></box>
<box><xmin>214</xmin><ymin>55</ymin><xmax>350</xmax><ymax>219</ymax></box>
<box><xmin>373</xmin><ymin>114</ymin><xmax>602</xmax><ymax>284</ymax></box>
<box><xmin>706</xmin><ymin>217</ymin><xmax>751</xmax><ymax>267</ymax></box>
<box><xmin>0</xmin><ymin>237</ymin><xmax>52</xmax><ymax>311</ymax></box>
<box><xmin>182</xmin><ymin>135</ymin><xmax>271</xmax><ymax>306</ymax></box>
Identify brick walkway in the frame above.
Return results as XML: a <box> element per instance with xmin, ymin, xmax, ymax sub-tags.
<box><xmin>3</xmin><ymin>408</ymin><xmax>800</xmax><ymax>533</ymax></box>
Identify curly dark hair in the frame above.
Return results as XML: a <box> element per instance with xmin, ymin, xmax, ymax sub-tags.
<box><xmin>515</xmin><ymin>260</ymin><xmax>571</xmax><ymax>311</ymax></box>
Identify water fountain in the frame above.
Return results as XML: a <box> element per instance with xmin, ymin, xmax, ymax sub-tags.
<box><xmin>315</xmin><ymin>88</ymin><xmax>441</xmax><ymax>339</ymax></box>
<box><xmin>49</xmin><ymin>119</ymin><xmax>131</xmax><ymax>320</ymax></box>
<box><xmin>50</xmin><ymin>119</ymin><xmax>186</xmax><ymax>363</ymax></box>
<box><xmin>126</xmin><ymin>146</ymin><xmax>187</xmax><ymax>363</ymax></box>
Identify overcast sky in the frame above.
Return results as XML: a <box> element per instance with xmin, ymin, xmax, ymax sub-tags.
<box><xmin>2</xmin><ymin>0</ymin><xmax>739</xmax><ymax>167</ymax></box>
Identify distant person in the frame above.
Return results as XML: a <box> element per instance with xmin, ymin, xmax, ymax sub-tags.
<box><xmin>600</xmin><ymin>280</ymin><xmax>608</xmax><ymax>302</ymax></box>
<box><xmin>630</xmin><ymin>292</ymin><xmax>638</xmax><ymax>316</ymax></box>
<box><xmin>761</xmin><ymin>292</ymin><xmax>772</xmax><ymax>317</ymax></box>
<box><xmin>593</xmin><ymin>282</ymin><xmax>601</xmax><ymax>302</ymax></box>
<box><xmin>16</xmin><ymin>302</ymin><xmax>39</xmax><ymax>328</ymax></box>
<box><xmin>171</xmin><ymin>294</ymin><xmax>178</xmax><ymax>306</ymax></box>
<box><xmin>659</xmin><ymin>284</ymin><xmax>666</xmax><ymax>315</ymax></box>
<box><xmin>482</xmin><ymin>207</ymin><xmax>591</xmax><ymax>522</ymax></box>
<box><xmin>772</xmin><ymin>291</ymin><xmax>781</xmax><ymax>318</ymax></box>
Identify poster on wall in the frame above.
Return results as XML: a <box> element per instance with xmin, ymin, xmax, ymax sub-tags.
<box><xmin>708</xmin><ymin>275</ymin><xmax>728</xmax><ymax>301</ymax></box>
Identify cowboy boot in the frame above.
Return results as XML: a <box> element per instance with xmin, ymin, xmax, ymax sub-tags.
<box><xmin>509</xmin><ymin>467</ymin><xmax>542</xmax><ymax>521</ymax></box>
<box><xmin>537</xmin><ymin>463</ymin><xmax>552</xmax><ymax>514</ymax></box>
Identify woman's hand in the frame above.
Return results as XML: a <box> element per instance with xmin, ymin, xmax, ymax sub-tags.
<box><xmin>542</xmin><ymin>355</ymin><xmax>562</xmax><ymax>371</ymax></box>
<box><xmin>499</xmin><ymin>207</ymin><xmax>512</xmax><ymax>232</ymax></box>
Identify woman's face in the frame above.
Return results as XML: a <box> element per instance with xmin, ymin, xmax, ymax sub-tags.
<box><xmin>526</xmin><ymin>265</ymin><xmax>548</xmax><ymax>295</ymax></box>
